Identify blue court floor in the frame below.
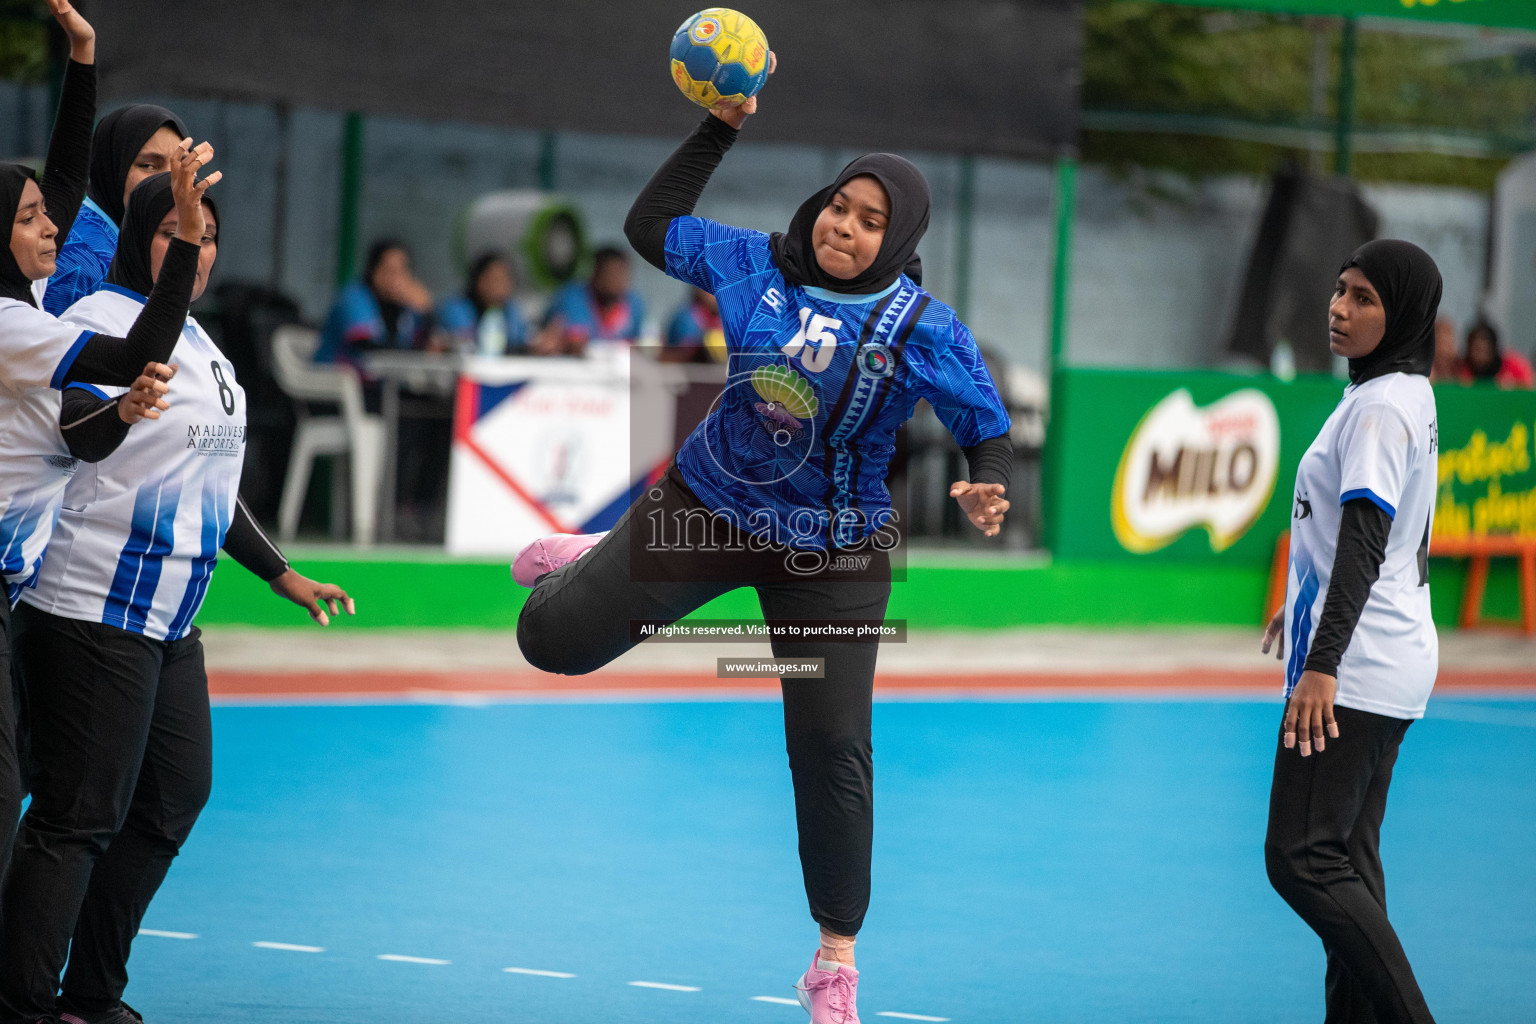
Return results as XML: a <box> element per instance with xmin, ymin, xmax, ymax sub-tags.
<box><xmin>118</xmin><ymin>698</ymin><xmax>1535</xmax><ymax>1023</ymax></box>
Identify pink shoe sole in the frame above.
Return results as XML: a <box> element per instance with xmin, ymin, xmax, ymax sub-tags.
<box><xmin>510</xmin><ymin>532</ymin><xmax>605</xmax><ymax>587</ymax></box>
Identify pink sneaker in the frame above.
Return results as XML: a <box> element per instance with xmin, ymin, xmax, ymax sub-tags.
<box><xmin>510</xmin><ymin>532</ymin><xmax>605</xmax><ymax>587</ymax></box>
<box><xmin>794</xmin><ymin>952</ymin><xmax>860</xmax><ymax>1023</ymax></box>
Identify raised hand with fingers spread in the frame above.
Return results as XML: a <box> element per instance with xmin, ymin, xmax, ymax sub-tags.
<box><xmin>170</xmin><ymin>137</ymin><xmax>221</xmax><ymax>246</ymax></box>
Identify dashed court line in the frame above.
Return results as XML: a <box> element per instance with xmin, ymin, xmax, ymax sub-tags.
<box><xmin>136</xmin><ymin>928</ymin><xmax>951</xmax><ymax>1017</ymax></box>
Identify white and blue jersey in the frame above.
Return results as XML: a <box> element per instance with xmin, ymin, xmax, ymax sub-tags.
<box><xmin>0</xmin><ymin>278</ymin><xmax>97</xmax><ymax>604</ymax></box>
<box><xmin>23</xmin><ymin>285</ymin><xmax>246</xmax><ymax>641</ymax></box>
<box><xmin>663</xmin><ymin>216</ymin><xmax>1009</xmax><ymax>549</ymax></box>
<box><xmin>1283</xmin><ymin>373</ymin><xmax>1439</xmax><ymax>719</ymax></box>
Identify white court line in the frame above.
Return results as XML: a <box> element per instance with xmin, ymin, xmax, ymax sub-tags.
<box><xmin>504</xmin><ymin>967</ymin><xmax>576</xmax><ymax>978</ymax></box>
<box><xmin>877</xmin><ymin>1013</ymin><xmax>951</xmax><ymax>1022</ymax></box>
<box><xmin>253</xmin><ymin>941</ymin><xmax>325</xmax><ymax>953</ymax></box>
<box><xmin>377</xmin><ymin>954</ymin><xmax>450</xmax><ymax>965</ymax></box>
<box><xmin>752</xmin><ymin>995</ymin><xmax>801</xmax><ymax>1005</ymax></box>
<box><xmin>137</xmin><ymin>929</ymin><xmax>198</xmax><ymax>940</ymax></box>
<box><xmin>629</xmin><ymin>980</ymin><xmax>702</xmax><ymax>992</ymax></box>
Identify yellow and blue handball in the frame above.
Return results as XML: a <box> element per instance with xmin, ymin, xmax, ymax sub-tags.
<box><xmin>670</xmin><ymin>8</ymin><xmax>769</xmax><ymax>109</ymax></box>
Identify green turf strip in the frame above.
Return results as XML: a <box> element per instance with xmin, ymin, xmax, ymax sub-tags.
<box><xmin>197</xmin><ymin>553</ymin><xmax>1522</xmax><ymax>631</ymax></box>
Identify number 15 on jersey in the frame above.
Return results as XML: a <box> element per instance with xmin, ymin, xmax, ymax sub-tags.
<box><xmin>782</xmin><ymin>307</ymin><xmax>842</xmax><ymax>373</ymax></box>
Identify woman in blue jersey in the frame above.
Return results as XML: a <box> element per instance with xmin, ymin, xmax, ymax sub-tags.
<box><xmin>512</xmin><ymin>67</ymin><xmax>1013</xmax><ymax>1024</ymax></box>
<box><xmin>1260</xmin><ymin>240</ymin><xmax>1443</xmax><ymax>1024</ymax></box>
<box><xmin>42</xmin><ymin>102</ymin><xmax>188</xmax><ymax>317</ymax></box>
<box><xmin>1</xmin><ymin>0</ymin><xmax>220</xmax><ymax>922</ymax></box>
<box><xmin>437</xmin><ymin>251</ymin><xmax>531</xmax><ymax>355</ymax></box>
<box><xmin>0</xmin><ymin>172</ymin><xmax>355</xmax><ymax>1024</ymax></box>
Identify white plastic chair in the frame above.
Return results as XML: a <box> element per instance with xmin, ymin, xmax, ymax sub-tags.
<box><xmin>269</xmin><ymin>325</ymin><xmax>386</xmax><ymax>545</ymax></box>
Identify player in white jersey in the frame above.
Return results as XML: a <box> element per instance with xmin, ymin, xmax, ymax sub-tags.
<box><xmin>0</xmin><ymin>0</ymin><xmax>224</xmax><ymax>939</ymax></box>
<box><xmin>1260</xmin><ymin>240</ymin><xmax>1443</xmax><ymax>1024</ymax></box>
<box><xmin>0</xmin><ymin>173</ymin><xmax>354</xmax><ymax>1024</ymax></box>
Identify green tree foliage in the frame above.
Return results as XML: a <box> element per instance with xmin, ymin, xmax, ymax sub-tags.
<box><xmin>1084</xmin><ymin>0</ymin><xmax>1536</xmax><ymax>188</ymax></box>
<box><xmin>0</xmin><ymin>1</ymin><xmax>48</xmax><ymax>83</ymax></box>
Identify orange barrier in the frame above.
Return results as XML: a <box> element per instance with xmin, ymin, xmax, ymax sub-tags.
<box><xmin>1432</xmin><ymin>535</ymin><xmax>1536</xmax><ymax>637</ymax></box>
<box><xmin>1265</xmin><ymin>531</ymin><xmax>1536</xmax><ymax>637</ymax></box>
<box><xmin>1265</xmin><ymin>533</ymin><xmax>1291</xmax><ymax>626</ymax></box>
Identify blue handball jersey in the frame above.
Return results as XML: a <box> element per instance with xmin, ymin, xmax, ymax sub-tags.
<box><xmin>664</xmin><ymin>216</ymin><xmax>1010</xmax><ymax>550</ymax></box>
<box><xmin>42</xmin><ymin>197</ymin><xmax>118</xmax><ymax>317</ymax></box>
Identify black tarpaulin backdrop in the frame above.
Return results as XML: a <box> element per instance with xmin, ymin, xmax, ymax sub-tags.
<box><xmin>1228</xmin><ymin>169</ymin><xmax>1380</xmax><ymax>372</ymax></box>
<box><xmin>87</xmin><ymin>0</ymin><xmax>1081</xmax><ymax>159</ymax></box>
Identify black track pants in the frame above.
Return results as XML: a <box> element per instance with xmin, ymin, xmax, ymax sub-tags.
<box><xmin>0</xmin><ymin>605</ymin><xmax>212</xmax><ymax>1021</ymax></box>
<box><xmin>1265</xmin><ymin>703</ymin><xmax>1436</xmax><ymax>1024</ymax></box>
<box><xmin>517</xmin><ymin>467</ymin><xmax>890</xmax><ymax>936</ymax></box>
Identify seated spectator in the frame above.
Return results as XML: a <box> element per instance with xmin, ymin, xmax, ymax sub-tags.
<box><xmin>660</xmin><ymin>286</ymin><xmax>726</xmax><ymax>364</ymax></box>
<box><xmin>538</xmin><ymin>245</ymin><xmax>644</xmax><ymax>354</ymax></box>
<box><xmin>316</xmin><ymin>239</ymin><xmax>448</xmax><ymax>542</ymax></box>
<box><xmin>1461</xmin><ymin>320</ymin><xmax>1535</xmax><ymax>390</ymax></box>
<box><xmin>1430</xmin><ymin>315</ymin><xmax>1465</xmax><ymax>385</ymax></box>
<box><xmin>316</xmin><ymin>239</ymin><xmax>441</xmax><ymax>373</ymax></box>
<box><xmin>438</xmin><ymin>252</ymin><xmax>531</xmax><ymax>356</ymax></box>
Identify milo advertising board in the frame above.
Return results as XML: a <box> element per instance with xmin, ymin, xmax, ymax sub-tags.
<box><xmin>1047</xmin><ymin>368</ymin><xmax>1536</xmax><ymax>565</ymax></box>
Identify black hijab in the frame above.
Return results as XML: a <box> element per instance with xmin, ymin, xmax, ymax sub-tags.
<box><xmin>2</xmin><ymin>162</ymin><xmax>41</xmax><ymax>305</ymax></box>
<box><xmin>106</xmin><ymin>172</ymin><xmax>218</xmax><ymax>299</ymax></box>
<box><xmin>1338</xmin><ymin>239</ymin><xmax>1442</xmax><ymax>386</ymax></box>
<box><xmin>770</xmin><ymin>153</ymin><xmax>930</xmax><ymax>294</ymax></box>
<box><xmin>88</xmin><ymin>104</ymin><xmax>187</xmax><ymax>226</ymax></box>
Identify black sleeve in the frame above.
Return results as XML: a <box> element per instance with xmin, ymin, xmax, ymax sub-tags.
<box><xmin>962</xmin><ymin>435</ymin><xmax>1014</xmax><ymax>491</ymax></box>
<box><xmin>221</xmin><ymin>494</ymin><xmax>290</xmax><ymax>582</ymax></box>
<box><xmin>38</xmin><ymin>59</ymin><xmax>95</xmax><ymax>246</ymax></box>
<box><xmin>58</xmin><ymin>386</ymin><xmax>129</xmax><ymax>463</ymax></box>
<box><xmin>1303</xmin><ymin>497</ymin><xmax>1393</xmax><ymax>676</ymax></box>
<box><xmin>63</xmin><ymin>238</ymin><xmax>199</xmax><ymax>387</ymax></box>
<box><xmin>624</xmin><ymin>114</ymin><xmax>739</xmax><ymax>271</ymax></box>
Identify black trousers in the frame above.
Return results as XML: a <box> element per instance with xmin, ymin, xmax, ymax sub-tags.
<box><xmin>0</xmin><ymin>605</ymin><xmax>213</xmax><ymax>1021</ymax></box>
<box><xmin>1265</xmin><ymin>703</ymin><xmax>1436</xmax><ymax>1024</ymax></box>
<box><xmin>517</xmin><ymin>467</ymin><xmax>891</xmax><ymax>936</ymax></box>
<box><xmin>0</xmin><ymin>599</ymin><xmax>21</xmax><ymax>891</ymax></box>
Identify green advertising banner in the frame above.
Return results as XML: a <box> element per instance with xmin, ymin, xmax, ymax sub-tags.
<box><xmin>1049</xmin><ymin>367</ymin><xmax>1536</xmax><ymax>566</ymax></box>
<box><xmin>1148</xmin><ymin>0</ymin><xmax>1536</xmax><ymax>32</ymax></box>
<box><xmin>1434</xmin><ymin>388</ymin><xmax>1536</xmax><ymax>544</ymax></box>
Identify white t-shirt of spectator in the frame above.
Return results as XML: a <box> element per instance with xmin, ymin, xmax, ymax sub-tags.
<box><xmin>0</xmin><ymin>279</ymin><xmax>97</xmax><ymax>600</ymax></box>
<box><xmin>1283</xmin><ymin>372</ymin><xmax>1439</xmax><ymax>720</ymax></box>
